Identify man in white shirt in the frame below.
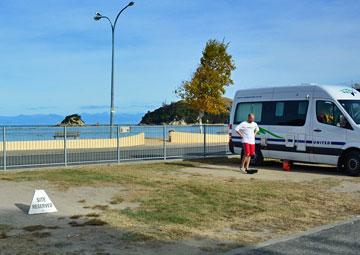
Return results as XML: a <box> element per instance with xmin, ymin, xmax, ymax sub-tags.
<box><xmin>235</xmin><ymin>113</ymin><xmax>259</xmax><ymax>173</ymax></box>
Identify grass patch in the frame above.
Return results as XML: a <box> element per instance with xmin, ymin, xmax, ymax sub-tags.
<box><xmin>110</xmin><ymin>195</ymin><xmax>124</xmax><ymax>205</ymax></box>
<box><xmin>0</xmin><ymin>162</ymin><xmax>189</xmax><ymax>189</ymax></box>
<box><xmin>69</xmin><ymin>215</ymin><xmax>83</xmax><ymax>219</ymax></box>
<box><xmin>86</xmin><ymin>213</ymin><xmax>100</xmax><ymax>218</ymax></box>
<box><xmin>0</xmin><ymin>224</ymin><xmax>12</xmax><ymax>239</ymax></box>
<box><xmin>69</xmin><ymin>213</ymin><xmax>100</xmax><ymax>220</ymax></box>
<box><xmin>91</xmin><ymin>205</ymin><xmax>110</xmax><ymax>211</ymax></box>
<box><xmin>68</xmin><ymin>221</ymin><xmax>82</xmax><ymax>227</ymax></box>
<box><xmin>120</xmin><ymin>232</ymin><xmax>154</xmax><ymax>242</ymax></box>
<box><xmin>121</xmin><ymin>180</ymin><xmax>271</xmax><ymax>227</ymax></box>
<box><xmin>69</xmin><ymin>219</ymin><xmax>107</xmax><ymax>227</ymax></box>
<box><xmin>103</xmin><ymin>166</ymin><xmax>360</xmax><ymax>242</ymax></box>
<box><xmin>23</xmin><ymin>225</ymin><xmax>47</xmax><ymax>232</ymax></box>
<box><xmin>23</xmin><ymin>225</ymin><xmax>60</xmax><ymax>232</ymax></box>
<box><xmin>32</xmin><ymin>231</ymin><xmax>51</xmax><ymax>238</ymax></box>
<box><xmin>83</xmin><ymin>219</ymin><xmax>107</xmax><ymax>226</ymax></box>
<box><xmin>1</xmin><ymin>158</ymin><xmax>360</xmax><ymax>244</ymax></box>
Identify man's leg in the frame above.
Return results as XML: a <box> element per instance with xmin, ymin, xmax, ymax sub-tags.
<box><xmin>241</xmin><ymin>144</ymin><xmax>249</xmax><ymax>171</ymax></box>
<box><xmin>246</xmin><ymin>144</ymin><xmax>255</xmax><ymax>171</ymax></box>
<box><xmin>241</xmin><ymin>154</ymin><xmax>247</xmax><ymax>170</ymax></box>
<box><xmin>245</xmin><ymin>155</ymin><xmax>251</xmax><ymax>170</ymax></box>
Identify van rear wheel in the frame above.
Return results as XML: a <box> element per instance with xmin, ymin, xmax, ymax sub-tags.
<box><xmin>344</xmin><ymin>151</ymin><xmax>360</xmax><ymax>176</ymax></box>
<box><xmin>251</xmin><ymin>148</ymin><xmax>264</xmax><ymax>166</ymax></box>
<box><xmin>241</xmin><ymin>146</ymin><xmax>264</xmax><ymax>166</ymax></box>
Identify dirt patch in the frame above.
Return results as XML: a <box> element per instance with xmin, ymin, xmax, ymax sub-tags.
<box><xmin>331</xmin><ymin>181</ymin><xmax>360</xmax><ymax>193</ymax></box>
<box><xmin>178</xmin><ymin>163</ymin><xmax>346</xmax><ymax>183</ymax></box>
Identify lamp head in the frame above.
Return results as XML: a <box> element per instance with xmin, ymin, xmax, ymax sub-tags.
<box><xmin>94</xmin><ymin>12</ymin><xmax>102</xmax><ymax>21</ymax></box>
<box><xmin>128</xmin><ymin>2</ymin><xmax>135</xmax><ymax>6</ymax></box>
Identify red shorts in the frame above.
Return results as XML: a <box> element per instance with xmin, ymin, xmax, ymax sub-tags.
<box><xmin>243</xmin><ymin>143</ymin><xmax>255</xmax><ymax>156</ymax></box>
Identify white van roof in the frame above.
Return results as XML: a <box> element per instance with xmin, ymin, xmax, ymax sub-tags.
<box><xmin>234</xmin><ymin>84</ymin><xmax>360</xmax><ymax>101</ymax></box>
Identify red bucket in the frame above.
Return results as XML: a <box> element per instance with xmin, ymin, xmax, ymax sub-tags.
<box><xmin>283</xmin><ymin>160</ymin><xmax>292</xmax><ymax>171</ymax></box>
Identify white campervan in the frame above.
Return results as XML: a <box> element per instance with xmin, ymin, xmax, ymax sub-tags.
<box><xmin>229</xmin><ymin>85</ymin><xmax>360</xmax><ymax>176</ymax></box>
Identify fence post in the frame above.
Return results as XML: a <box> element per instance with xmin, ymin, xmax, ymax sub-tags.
<box><xmin>64</xmin><ymin>126</ymin><xmax>67</xmax><ymax>166</ymax></box>
<box><xmin>3</xmin><ymin>126</ymin><xmax>6</xmax><ymax>171</ymax></box>
<box><xmin>163</xmin><ymin>124</ymin><xmax>167</xmax><ymax>160</ymax></box>
<box><xmin>117</xmin><ymin>125</ymin><xmax>120</xmax><ymax>164</ymax></box>
<box><xmin>203</xmin><ymin>124</ymin><xmax>207</xmax><ymax>158</ymax></box>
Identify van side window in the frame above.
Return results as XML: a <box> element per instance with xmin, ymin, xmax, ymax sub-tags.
<box><xmin>233</xmin><ymin>103</ymin><xmax>262</xmax><ymax>124</ymax></box>
<box><xmin>298</xmin><ymin>102</ymin><xmax>308</xmax><ymax>115</ymax></box>
<box><xmin>275</xmin><ymin>102</ymin><xmax>284</xmax><ymax>117</ymax></box>
<box><xmin>263</xmin><ymin>101</ymin><xmax>308</xmax><ymax>126</ymax></box>
<box><xmin>316</xmin><ymin>101</ymin><xmax>342</xmax><ymax>127</ymax></box>
<box><xmin>234</xmin><ymin>101</ymin><xmax>308</xmax><ymax>126</ymax></box>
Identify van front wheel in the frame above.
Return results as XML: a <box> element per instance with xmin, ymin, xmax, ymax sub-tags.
<box><xmin>344</xmin><ymin>151</ymin><xmax>360</xmax><ymax>176</ymax></box>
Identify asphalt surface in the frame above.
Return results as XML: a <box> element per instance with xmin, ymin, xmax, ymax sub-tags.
<box><xmin>232</xmin><ymin>218</ymin><xmax>360</xmax><ymax>255</ymax></box>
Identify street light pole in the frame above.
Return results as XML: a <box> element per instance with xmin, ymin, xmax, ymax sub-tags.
<box><xmin>94</xmin><ymin>2</ymin><xmax>135</xmax><ymax>137</ymax></box>
<box><xmin>110</xmin><ymin>24</ymin><xmax>115</xmax><ymax>131</ymax></box>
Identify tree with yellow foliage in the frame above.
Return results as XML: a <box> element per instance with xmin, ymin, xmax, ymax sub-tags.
<box><xmin>176</xmin><ymin>39</ymin><xmax>236</xmax><ymax>128</ymax></box>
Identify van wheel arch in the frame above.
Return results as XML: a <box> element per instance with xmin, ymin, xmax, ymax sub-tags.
<box><xmin>229</xmin><ymin>140</ymin><xmax>235</xmax><ymax>154</ymax></box>
<box><xmin>338</xmin><ymin>148</ymin><xmax>360</xmax><ymax>176</ymax></box>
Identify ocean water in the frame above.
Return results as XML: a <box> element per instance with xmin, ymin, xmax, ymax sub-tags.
<box><xmin>1</xmin><ymin>125</ymin><xmax>228</xmax><ymax>141</ymax></box>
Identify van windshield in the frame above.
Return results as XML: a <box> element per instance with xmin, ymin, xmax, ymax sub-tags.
<box><xmin>339</xmin><ymin>100</ymin><xmax>360</xmax><ymax>124</ymax></box>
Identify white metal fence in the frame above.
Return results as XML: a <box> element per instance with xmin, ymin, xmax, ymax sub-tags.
<box><xmin>0</xmin><ymin>124</ymin><xmax>230</xmax><ymax>170</ymax></box>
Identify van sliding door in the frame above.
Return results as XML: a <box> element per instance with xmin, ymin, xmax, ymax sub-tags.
<box><xmin>262</xmin><ymin>100</ymin><xmax>310</xmax><ymax>162</ymax></box>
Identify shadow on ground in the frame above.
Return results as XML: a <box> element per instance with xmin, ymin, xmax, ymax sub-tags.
<box><xmin>166</xmin><ymin>157</ymin><xmax>344</xmax><ymax>177</ymax></box>
<box><xmin>0</xmin><ymin>208</ymin><xmax>238</xmax><ymax>255</ymax></box>
<box><xmin>14</xmin><ymin>203</ymin><xmax>30</xmax><ymax>214</ymax></box>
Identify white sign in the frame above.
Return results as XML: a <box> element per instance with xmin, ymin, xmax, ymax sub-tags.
<box><xmin>120</xmin><ymin>126</ymin><xmax>130</xmax><ymax>133</ymax></box>
<box><xmin>28</xmin><ymin>190</ymin><xmax>57</xmax><ymax>215</ymax></box>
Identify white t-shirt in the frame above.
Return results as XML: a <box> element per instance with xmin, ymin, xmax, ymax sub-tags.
<box><xmin>235</xmin><ymin>121</ymin><xmax>259</xmax><ymax>144</ymax></box>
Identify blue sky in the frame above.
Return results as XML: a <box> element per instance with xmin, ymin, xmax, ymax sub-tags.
<box><xmin>1</xmin><ymin>0</ymin><xmax>360</xmax><ymax>116</ymax></box>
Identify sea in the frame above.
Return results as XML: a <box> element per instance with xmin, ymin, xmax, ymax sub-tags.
<box><xmin>1</xmin><ymin>125</ymin><xmax>228</xmax><ymax>141</ymax></box>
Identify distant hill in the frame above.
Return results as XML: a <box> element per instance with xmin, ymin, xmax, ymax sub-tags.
<box><xmin>0</xmin><ymin>112</ymin><xmax>144</xmax><ymax>125</ymax></box>
<box><xmin>140</xmin><ymin>98</ymin><xmax>232</xmax><ymax>125</ymax></box>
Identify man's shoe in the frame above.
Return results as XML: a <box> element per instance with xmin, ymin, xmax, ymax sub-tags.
<box><xmin>239</xmin><ymin>167</ymin><xmax>247</xmax><ymax>174</ymax></box>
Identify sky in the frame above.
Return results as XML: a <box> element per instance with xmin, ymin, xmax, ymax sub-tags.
<box><xmin>0</xmin><ymin>0</ymin><xmax>360</xmax><ymax>116</ymax></box>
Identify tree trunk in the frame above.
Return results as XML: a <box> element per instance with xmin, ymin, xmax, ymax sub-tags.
<box><xmin>198</xmin><ymin>110</ymin><xmax>204</xmax><ymax>133</ymax></box>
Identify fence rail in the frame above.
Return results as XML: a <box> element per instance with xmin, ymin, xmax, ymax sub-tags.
<box><xmin>0</xmin><ymin>124</ymin><xmax>230</xmax><ymax>170</ymax></box>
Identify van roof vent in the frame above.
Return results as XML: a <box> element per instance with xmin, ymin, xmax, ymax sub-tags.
<box><xmin>301</xmin><ymin>82</ymin><xmax>318</xmax><ymax>86</ymax></box>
